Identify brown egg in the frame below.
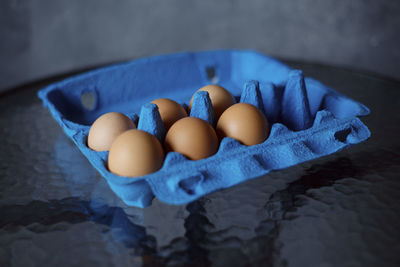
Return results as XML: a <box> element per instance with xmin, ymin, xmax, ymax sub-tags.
<box><xmin>151</xmin><ymin>98</ymin><xmax>187</xmax><ymax>130</ymax></box>
<box><xmin>88</xmin><ymin>112</ymin><xmax>136</xmax><ymax>151</ymax></box>
<box><xmin>108</xmin><ymin>129</ymin><xmax>164</xmax><ymax>177</ymax></box>
<box><xmin>165</xmin><ymin>117</ymin><xmax>219</xmax><ymax>160</ymax></box>
<box><xmin>216</xmin><ymin>103</ymin><xmax>270</xmax><ymax>146</ymax></box>
<box><xmin>189</xmin><ymin>84</ymin><xmax>236</xmax><ymax>119</ymax></box>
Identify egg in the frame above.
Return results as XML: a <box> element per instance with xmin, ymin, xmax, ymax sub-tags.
<box><xmin>189</xmin><ymin>84</ymin><xmax>236</xmax><ymax>119</ymax></box>
<box><xmin>216</xmin><ymin>103</ymin><xmax>270</xmax><ymax>146</ymax></box>
<box><xmin>151</xmin><ymin>98</ymin><xmax>187</xmax><ymax>130</ymax></box>
<box><xmin>88</xmin><ymin>112</ymin><xmax>136</xmax><ymax>151</ymax></box>
<box><xmin>108</xmin><ymin>129</ymin><xmax>164</xmax><ymax>177</ymax></box>
<box><xmin>165</xmin><ymin>117</ymin><xmax>219</xmax><ymax>160</ymax></box>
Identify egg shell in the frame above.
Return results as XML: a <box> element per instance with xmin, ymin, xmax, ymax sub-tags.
<box><xmin>108</xmin><ymin>129</ymin><xmax>164</xmax><ymax>177</ymax></box>
<box><xmin>88</xmin><ymin>112</ymin><xmax>136</xmax><ymax>151</ymax></box>
<box><xmin>216</xmin><ymin>103</ymin><xmax>270</xmax><ymax>146</ymax></box>
<box><xmin>189</xmin><ymin>84</ymin><xmax>236</xmax><ymax>119</ymax></box>
<box><xmin>165</xmin><ymin>117</ymin><xmax>219</xmax><ymax>160</ymax></box>
<box><xmin>151</xmin><ymin>98</ymin><xmax>187</xmax><ymax>130</ymax></box>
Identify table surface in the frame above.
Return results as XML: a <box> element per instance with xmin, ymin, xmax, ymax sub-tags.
<box><xmin>0</xmin><ymin>61</ymin><xmax>399</xmax><ymax>267</ymax></box>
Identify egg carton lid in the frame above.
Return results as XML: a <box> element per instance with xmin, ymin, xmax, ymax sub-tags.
<box><xmin>38</xmin><ymin>50</ymin><xmax>370</xmax><ymax>207</ymax></box>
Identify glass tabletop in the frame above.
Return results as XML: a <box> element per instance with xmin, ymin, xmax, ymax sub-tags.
<box><xmin>1</xmin><ymin>60</ymin><xmax>399</xmax><ymax>267</ymax></box>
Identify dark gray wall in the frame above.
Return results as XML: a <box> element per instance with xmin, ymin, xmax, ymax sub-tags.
<box><xmin>1</xmin><ymin>0</ymin><xmax>399</xmax><ymax>92</ymax></box>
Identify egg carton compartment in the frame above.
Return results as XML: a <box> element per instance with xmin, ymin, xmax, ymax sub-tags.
<box><xmin>38</xmin><ymin>50</ymin><xmax>370</xmax><ymax>207</ymax></box>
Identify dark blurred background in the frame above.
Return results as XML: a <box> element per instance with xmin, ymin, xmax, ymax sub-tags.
<box><xmin>1</xmin><ymin>0</ymin><xmax>399</xmax><ymax>92</ymax></box>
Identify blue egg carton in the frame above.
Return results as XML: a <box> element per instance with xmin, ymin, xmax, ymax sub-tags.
<box><xmin>38</xmin><ymin>50</ymin><xmax>370</xmax><ymax>207</ymax></box>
